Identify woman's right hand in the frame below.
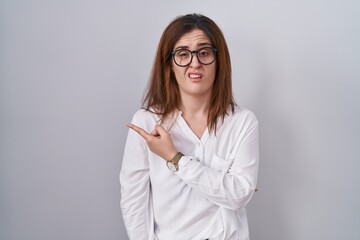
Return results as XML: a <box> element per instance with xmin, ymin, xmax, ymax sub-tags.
<box><xmin>128</xmin><ymin>123</ymin><xmax>178</xmax><ymax>161</ymax></box>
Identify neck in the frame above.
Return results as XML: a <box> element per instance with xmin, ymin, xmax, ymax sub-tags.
<box><xmin>179</xmin><ymin>94</ymin><xmax>211</xmax><ymax>117</ymax></box>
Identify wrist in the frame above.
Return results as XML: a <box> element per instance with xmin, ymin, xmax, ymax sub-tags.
<box><xmin>166</xmin><ymin>152</ymin><xmax>184</xmax><ymax>172</ymax></box>
<box><xmin>166</xmin><ymin>150</ymin><xmax>178</xmax><ymax>161</ymax></box>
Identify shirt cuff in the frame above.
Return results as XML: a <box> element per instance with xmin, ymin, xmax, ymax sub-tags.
<box><xmin>178</xmin><ymin>155</ymin><xmax>192</xmax><ymax>169</ymax></box>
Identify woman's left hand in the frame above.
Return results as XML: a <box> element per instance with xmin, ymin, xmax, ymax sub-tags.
<box><xmin>128</xmin><ymin>123</ymin><xmax>178</xmax><ymax>161</ymax></box>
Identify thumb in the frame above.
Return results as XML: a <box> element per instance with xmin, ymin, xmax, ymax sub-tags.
<box><xmin>150</xmin><ymin>127</ymin><xmax>160</xmax><ymax>137</ymax></box>
<box><xmin>154</xmin><ymin>124</ymin><xmax>168</xmax><ymax>135</ymax></box>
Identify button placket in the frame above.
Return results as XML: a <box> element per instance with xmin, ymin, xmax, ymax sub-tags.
<box><xmin>194</xmin><ymin>141</ymin><xmax>203</xmax><ymax>162</ymax></box>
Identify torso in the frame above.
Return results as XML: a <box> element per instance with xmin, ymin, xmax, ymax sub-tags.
<box><xmin>124</xmin><ymin>106</ymin><xmax>258</xmax><ymax>240</ymax></box>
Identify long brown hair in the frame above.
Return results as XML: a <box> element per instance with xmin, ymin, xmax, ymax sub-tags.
<box><xmin>143</xmin><ymin>13</ymin><xmax>236</xmax><ymax>133</ymax></box>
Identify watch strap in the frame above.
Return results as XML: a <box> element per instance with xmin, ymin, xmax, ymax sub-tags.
<box><xmin>170</xmin><ymin>152</ymin><xmax>183</xmax><ymax>164</ymax></box>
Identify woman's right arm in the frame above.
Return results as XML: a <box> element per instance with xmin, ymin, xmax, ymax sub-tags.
<box><xmin>120</xmin><ymin>115</ymin><xmax>152</xmax><ymax>240</ymax></box>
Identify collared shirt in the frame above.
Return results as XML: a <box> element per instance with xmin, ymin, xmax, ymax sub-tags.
<box><xmin>120</xmin><ymin>106</ymin><xmax>259</xmax><ymax>240</ymax></box>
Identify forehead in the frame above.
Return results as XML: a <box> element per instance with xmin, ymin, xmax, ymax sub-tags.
<box><xmin>174</xmin><ymin>29</ymin><xmax>211</xmax><ymax>48</ymax></box>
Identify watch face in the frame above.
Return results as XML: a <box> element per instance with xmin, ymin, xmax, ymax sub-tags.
<box><xmin>166</xmin><ymin>161</ymin><xmax>177</xmax><ymax>172</ymax></box>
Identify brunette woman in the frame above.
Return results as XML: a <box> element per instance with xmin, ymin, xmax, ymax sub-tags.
<box><xmin>120</xmin><ymin>13</ymin><xmax>259</xmax><ymax>240</ymax></box>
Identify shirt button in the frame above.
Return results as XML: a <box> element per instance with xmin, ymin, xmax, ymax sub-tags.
<box><xmin>196</xmin><ymin>157</ymin><xmax>200</xmax><ymax>162</ymax></box>
<box><xmin>196</xmin><ymin>142</ymin><xmax>201</xmax><ymax>147</ymax></box>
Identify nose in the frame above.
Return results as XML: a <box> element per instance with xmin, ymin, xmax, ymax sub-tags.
<box><xmin>189</xmin><ymin>53</ymin><xmax>201</xmax><ymax>67</ymax></box>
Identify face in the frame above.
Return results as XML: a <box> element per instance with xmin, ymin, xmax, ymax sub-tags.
<box><xmin>171</xmin><ymin>29</ymin><xmax>216</xmax><ymax>100</ymax></box>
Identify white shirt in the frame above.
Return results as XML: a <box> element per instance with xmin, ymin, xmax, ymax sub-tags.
<box><xmin>120</xmin><ymin>106</ymin><xmax>259</xmax><ymax>240</ymax></box>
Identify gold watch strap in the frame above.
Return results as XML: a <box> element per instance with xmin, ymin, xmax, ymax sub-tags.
<box><xmin>170</xmin><ymin>152</ymin><xmax>184</xmax><ymax>164</ymax></box>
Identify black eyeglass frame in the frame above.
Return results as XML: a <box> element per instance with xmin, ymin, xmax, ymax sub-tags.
<box><xmin>170</xmin><ymin>47</ymin><xmax>217</xmax><ymax>67</ymax></box>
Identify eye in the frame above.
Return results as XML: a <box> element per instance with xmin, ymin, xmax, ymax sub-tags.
<box><xmin>198</xmin><ymin>49</ymin><xmax>210</xmax><ymax>57</ymax></box>
<box><xmin>176</xmin><ymin>50</ymin><xmax>190</xmax><ymax>58</ymax></box>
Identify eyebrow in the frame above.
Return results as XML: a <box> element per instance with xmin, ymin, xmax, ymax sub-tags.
<box><xmin>174</xmin><ymin>42</ymin><xmax>212</xmax><ymax>50</ymax></box>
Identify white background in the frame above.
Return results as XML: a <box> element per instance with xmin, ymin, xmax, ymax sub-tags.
<box><xmin>1</xmin><ymin>0</ymin><xmax>359</xmax><ymax>239</ymax></box>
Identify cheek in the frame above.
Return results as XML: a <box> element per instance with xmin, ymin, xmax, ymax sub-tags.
<box><xmin>173</xmin><ymin>68</ymin><xmax>186</xmax><ymax>80</ymax></box>
<box><xmin>207</xmin><ymin>67</ymin><xmax>217</xmax><ymax>81</ymax></box>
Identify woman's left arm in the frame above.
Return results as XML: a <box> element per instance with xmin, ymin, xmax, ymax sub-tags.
<box><xmin>176</xmin><ymin>120</ymin><xmax>259</xmax><ymax>211</ymax></box>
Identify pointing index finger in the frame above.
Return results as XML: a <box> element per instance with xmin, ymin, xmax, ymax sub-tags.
<box><xmin>128</xmin><ymin>123</ymin><xmax>151</xmax><ymax>141</ymax></box>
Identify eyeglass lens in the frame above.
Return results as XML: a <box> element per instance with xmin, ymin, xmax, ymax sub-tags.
<box><xmin>173</xmin><ymin>47</ymin><xmax>216</xmax><ymax>67</ymax></box>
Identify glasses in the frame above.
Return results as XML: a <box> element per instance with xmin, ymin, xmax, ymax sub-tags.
<box><xmin>171</xmin><ymin>47</ymin><xmax>217</xmax><ymax>67</ymax></box>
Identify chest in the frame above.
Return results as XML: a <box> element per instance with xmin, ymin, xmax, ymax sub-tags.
<box><xmin>182</xmin><ymin>117</ymin><xmax>208</xmax><ymax>139</ymax></box>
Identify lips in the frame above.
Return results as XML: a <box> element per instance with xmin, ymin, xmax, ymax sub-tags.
<box><xmin>188</xmin><ymin>73</ymin><xmax>202</xmax><ymax>80</ymax></box>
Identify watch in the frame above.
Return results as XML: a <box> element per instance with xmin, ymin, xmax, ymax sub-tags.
<box><xmin>166</xmin><ymin>152</ymin><xmax>184</xmax><ymax>172</ymax></box>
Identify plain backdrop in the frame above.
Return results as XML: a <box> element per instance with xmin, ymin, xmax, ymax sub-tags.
<box><xmin>1</xmin><ymin>0</ymin><xmax>359</xmax><ymax>240</ymax></box>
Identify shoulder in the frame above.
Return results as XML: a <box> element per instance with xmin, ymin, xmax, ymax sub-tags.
<box><xmin>131</xmin><ymin>108</ymin><xmax>161</xmax><ymax>132</ymax></box>
<box><xmin>231</xmin><ymin>106</ymin><xmax>258</xmax><ymax>125</ymax></box>
<box><xmin>218</xmin><ymin>106</ymin><xmax>259</xmax><ymax>136</ymax></box>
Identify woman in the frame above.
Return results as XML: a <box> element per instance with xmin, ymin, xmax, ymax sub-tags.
<box><xmin>120</xmin><ymin>13</ymin><xmax>259</xmax><ymax>240</ymax></box>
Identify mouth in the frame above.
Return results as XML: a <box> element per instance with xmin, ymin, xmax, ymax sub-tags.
<box><xmin>188</xmin><ymin>73</ymin><xmax>202</xmax><ymax>81</ymax></box>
